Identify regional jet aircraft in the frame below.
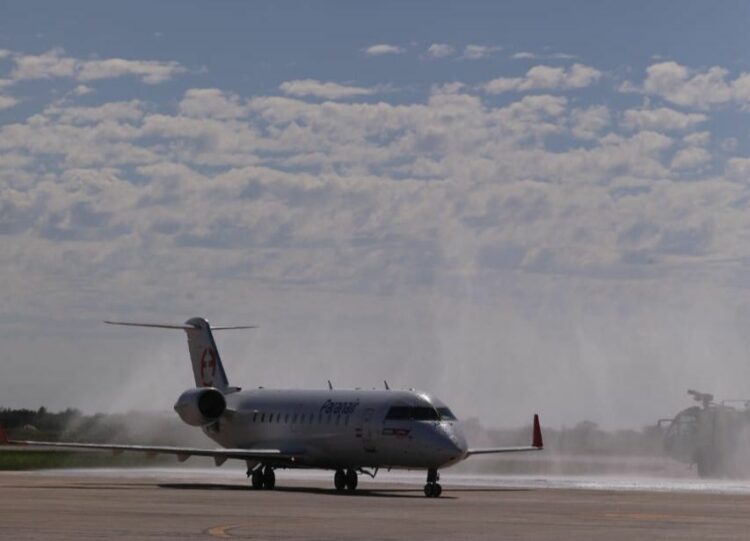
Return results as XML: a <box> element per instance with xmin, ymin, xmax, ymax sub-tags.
<box><xmin>0</xmin><ymin>317</ymin><xmax>543</xmax><ymax>497</ymax></box>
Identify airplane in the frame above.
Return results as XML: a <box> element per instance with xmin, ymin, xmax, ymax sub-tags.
<box><xmin>0</xmin><ymin>317</ymin><xmax>543</xmax><ymax>497</ymax></box>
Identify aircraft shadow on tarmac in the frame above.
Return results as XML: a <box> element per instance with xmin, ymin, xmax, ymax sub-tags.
<box><xmin>157</xmin><ymin>483</ymin><xmax>530</xmax><ymax>499</ymax></box>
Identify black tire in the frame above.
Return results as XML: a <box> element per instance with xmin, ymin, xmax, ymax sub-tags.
<box><xmin>262</xmin><ymin>467</ymin><xmax>276</xmax><ymax>490</ymax></box>
<box><xmin>334</xmin><ymin>469</ymin><xmax>346</xmax><ymax>491</ymax></box>
<box><xmin>433</xmin><ymin>483</ymin><xmax>442</xmax><ymax>497</ymax></box>
<box><xmin>423</xmin><ymin>483</ymin><xmax>434</xmax><ymax>497</ymax></box>
<box><xmin>251</xmin><ymin>469</ymin><xmax>264</xmax><ymax>489</ymax></box>
<box><xmin>345</xmin><ymin>469</ymin><xmax>358</xmax><ymax>491</ymax></box>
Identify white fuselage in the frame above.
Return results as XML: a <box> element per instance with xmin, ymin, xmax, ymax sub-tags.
<box><xmin>194</xmin><ymin>388</ymin><xmax>469</xmax><ymax>470</ymax></box>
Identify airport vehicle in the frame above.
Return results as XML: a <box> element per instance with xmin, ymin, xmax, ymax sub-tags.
<box><xmin>0</xmin><ymin>317</ymin><xmax>543</xmax><ymax>497</ymax></box>
<box><xmin>660</xmin><ymin>389</ymin><xmax>750</xmax><ymax>478</ymax></box>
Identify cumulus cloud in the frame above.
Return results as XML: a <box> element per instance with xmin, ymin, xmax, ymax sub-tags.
<box><xmin>511</xmin><ymin>51</ymin><xmax>576</xmax><ymax>61</ymax></box>
<box><xmin>178</xmin><ymin>88</ymin><xmax>248</xmax><ymax>118</ymax></box>
<box><xmin>670</xmin><ymin>146</ymin><xmax>711</xmax><ymax>170</ymax></box>
<box><xmin>570</xmin><ymin>106</ymin><xmax>610</xmax><ymax>140</ymax></box>
<box><xmin>426</xmin><ymin>43</ymin><xmax>455</xmax><ymax>59</ymax></box>
<box><xmin>622</xmin><ymin>107</ymin><xmax>707</xmax><ymax>131</ymax></box>
<box><xmin>72</xmin><ymin>84</ymin><xmax>94</xmax><ymax>96</ymax></box>
<box><xmin>7</xmin><ymin>48</ymin><xmax>186</xmax><ymax>84</ymax></box>
<box><xmin>683</xmin><ymin>131</ymin><xmax>710</xmax><ymax>146</ymax></box>
<box><xmin>0</xmin><ymin>95</ymin><xmax>18</xmax><ymax>110</ymax></box>
<box><xmin>279</xmin><ymin>79</ymin><xmax>377</xmax><ymax>100</ymax></box>
<box><xmin>364</xmin><ymin>44</ymin><xmax>404</xmax><ymax>56</ymax></box>
<box><xmin>626</xmin><ymin>61</ymin><xmax>750</xmax><ymax>110</ymax></box>
<box><xmin>461</xmin><ymin>44</ymin><xmax>502</xmax><ymax>60</ymax></box>
<box><xmin>483</xmin><ymin>64</ymin><xmax>602</xmax><ymax>94</ymax></box>
<box><xmin>726</xmin><ymin>158</ymin><xmax>750</xmax><ymax>182</ymax></box>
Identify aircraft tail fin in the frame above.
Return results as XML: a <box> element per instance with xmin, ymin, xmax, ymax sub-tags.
<box><xmin>105</xmin><ymin>317</ymin><xmax>255</xmax><ymax>390</ymax></box>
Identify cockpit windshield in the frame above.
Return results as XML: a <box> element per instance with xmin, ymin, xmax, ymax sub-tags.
<box><xmin>385</xmin><ymin>406</ymin><xmax>440</xmax><ymax>421</ymax></box>
<box><xmin>436</xmin><ymin>407</ymin><xmax>456</xmax><ymax>421</ymax></box>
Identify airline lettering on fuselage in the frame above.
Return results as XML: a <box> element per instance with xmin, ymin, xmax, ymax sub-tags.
<box><xmin>320</xmin><ymin>399</ymin><xmax>359</xmax><ymax>416</ymax></box>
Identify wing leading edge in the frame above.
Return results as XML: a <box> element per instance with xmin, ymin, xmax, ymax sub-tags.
<box><xmin>0</xmin><ymin>426</ymin><xmax>301</xmax><ymax>465</ymax></box>
<box><xmin>466</xmin><ymin>414</ymin><xmax>543</xmax><ymax>456</ymax></box>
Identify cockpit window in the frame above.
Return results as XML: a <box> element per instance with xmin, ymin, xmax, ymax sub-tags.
<box><xmin>385</xmin><ymin>406</ymin><xmax>440</xmax><ymax>421</ymax></box>
<box><xmin>437</xmin><ymin>407</ymin><xmax>456</xmax><ymax>421</ymax></box>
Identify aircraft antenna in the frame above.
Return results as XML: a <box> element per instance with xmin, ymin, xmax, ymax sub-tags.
<box><xmin>327</xmin><ymin>380</ymin><xmax>333</xmax><ymax>390</ymax></box>
<box><xmin>384</xmin><ymin>380</ymin><xmax>390</xmax><ymax>390</ymax></box>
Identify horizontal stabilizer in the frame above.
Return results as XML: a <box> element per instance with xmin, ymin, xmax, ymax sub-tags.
<box><xmin>105</xmin><ymin>321</ymin><xmax>256</xmax><ymax>331</ymax></box>
<box><xmin>466</xmin><ymin>414</ymin><xmax>543</xmax><ymax>456</ymax></box>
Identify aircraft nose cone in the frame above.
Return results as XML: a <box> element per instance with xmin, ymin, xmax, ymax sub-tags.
<box><xmin>432</xmin><ymin>425</ymin><xmax>468</xmax><ymax>464</ymax></box>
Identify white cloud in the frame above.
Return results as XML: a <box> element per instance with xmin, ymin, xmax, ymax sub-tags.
<box><xmin>0</xmin><ymin>95</ymin><xmax>18</xmax><ymax>110</ymax></box>
<box><xmin>511</xmin><ymin>52</ymin><xmax>537</xmax><ymax>60</ymax></box>
<box><xmin>77</xmin><ymin>58</ymin><xmax>186</xmax><ymax>84</ymax></box>
<box><xmin>7</xmin><ymin>48</ymin><xmax>186</xmax><ymax>85</ymax></box>
<box><xmin>683</xmin><ymin>131</ymin><xmax>710</xmax><ymax>147</ymax></box>
<box><xmin>570</xmin><ymin>106</ymin><xmax>610</xmax><ymax>140</ymax></box>
<box><xmin>426</xmin><ymin>43</ymin><xmax>455</xmax><ymax>59</ymax></box>
<box><xmin>462</xmin><ymin>44</ymin><xmax>502</xmax><ymax>60</ymax></box>
<box><xmin>364</xmin><ymin>44</ymin><xmax>404</xmax><ymax>56</ymax></box>
<box><xmin>483</xmin><ymin>64</ymin><xmax>602</xmax><ymax>94</ymax></box>
<box><xmin>279</xmin><ymin>79</ymin><xmax>377</xmax><ymax>100</ymax></box>
<box><xmin>179</xmin><ymin>88</ymin><xmax>248</xmax><ymax>118</ymax></box>
<box><xmin>726</xmin><ymin>158</ymin><xmax>750</xmax><ymax>182</ymax></box>
<box><xmin>622</xmin><ymin>107</ymin><xmax>707</xmax><ymax>131</ymax></box>
<box><xmin>670</xmin><ymin>147</ymin><xmax>710</xmax><ymax>170</ymax></box>
<box><xmin>628</xmin><ymin>61</ymin><xmax>750</xmax><ymax>109</ymax></box>
<box><xmin>72</xmin><ymin>84</ymin><xmax>94</xmax><ymax>96</ymax></box>
<box><xmin>511</xmin><ymin>51</ymin><xmax>576</xmax><ymax>61</ymax></box>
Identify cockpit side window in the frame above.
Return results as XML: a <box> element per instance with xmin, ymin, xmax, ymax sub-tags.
<box><xmin>385</xmin><ymin>406</ymin><xmax>440</xmax><ymax>421</ymax></box>
<box><xmin>437</xmin><ymin>407</ymin><xmax>456</xmax><ymax>421</ymax></box>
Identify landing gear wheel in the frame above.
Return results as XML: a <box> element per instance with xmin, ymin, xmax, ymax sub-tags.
<box><xmin>424</xmin><ymin>468</ymin><xmax>441</xmax><ymax>497</ymax></box>
<box><xmin>334</xmin><ymin>469</ymin><xmax>347</xmax><ymax>492</ymax></box>
<box><xmin>345</xmin><ymin>469</ymin><xmax>358</xmax><ymax>491</ymax></box>
<box><xmin>423</xmin><ymin>482</ymin><xmax>442</xmax><ymax>497</ymax></box>
<box><xmin>262</xmin><ymin>466</ymin><xmax>275</xmax><ymax>490</ymax></box>
<box><xmin>251</xmin><ymin>468</ymin><xmax>264</xmax><ymax>489</ymax></box>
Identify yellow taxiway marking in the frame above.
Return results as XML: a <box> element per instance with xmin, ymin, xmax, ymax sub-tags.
<box><xmin>207</xmin><ymin>524</ymin><xmax>238</xmax><ymax>538</ymax></box>
<box><xmin>605</xmin><ymin>513</ymin><xmax>681</xmax><ymax>521</ymax></box>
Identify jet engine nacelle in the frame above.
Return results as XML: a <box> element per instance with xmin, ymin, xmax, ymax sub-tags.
<box><xmin>174</xmin><ymin>387</ymin><xmax>226</xmax><ymax>426</ymax></box>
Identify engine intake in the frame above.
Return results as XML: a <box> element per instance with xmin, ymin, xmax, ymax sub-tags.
<box><xmin>174</xmin><ymin>387</ymin><xmax>226</xmax><ymax>426</ymax></box>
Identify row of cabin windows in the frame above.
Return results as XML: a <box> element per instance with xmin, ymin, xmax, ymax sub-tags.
<box><xmin>251</xmin><ymin>411</ymin><xmax>350</xmax><ymax>426</ymax></box>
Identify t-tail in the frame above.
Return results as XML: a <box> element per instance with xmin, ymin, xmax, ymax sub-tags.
<box><xmin>104</xmin><ymin>317</ymin><xmax>255</xmax><ymax>391</ymax></box>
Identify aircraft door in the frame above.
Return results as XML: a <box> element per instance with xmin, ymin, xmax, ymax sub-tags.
<box><xmin>361</xmin><ymin>408</ymin><xmax>377</xmax><ymax>453</ymax></box>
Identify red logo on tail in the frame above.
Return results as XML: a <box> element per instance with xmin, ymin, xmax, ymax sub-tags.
<box><xmin>200</xmin><ymin>348</ymin><xmax>217</xmax><ymax>386</ymax></box>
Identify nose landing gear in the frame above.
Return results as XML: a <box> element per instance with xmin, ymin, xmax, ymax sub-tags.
<box><xmin>333</xmin><ymin>468</ymin><xmax>359</xmax><ymax>492</ymax></box>
<box><xmin>424</xmin><ymin>468</ymin><xmax>442</xmax><ymax>498</ymax></box>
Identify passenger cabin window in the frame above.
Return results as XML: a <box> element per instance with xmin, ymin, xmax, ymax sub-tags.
<box><xmin>385</xmin><ymin>406</ymin><xmax>440</xmax><ymax>421</ymax></box>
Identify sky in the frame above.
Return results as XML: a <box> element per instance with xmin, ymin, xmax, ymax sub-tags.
<box><xmin>2</xmin><ymin>1</ymin><xmax>750</xmax><ymax>429</ymax></box>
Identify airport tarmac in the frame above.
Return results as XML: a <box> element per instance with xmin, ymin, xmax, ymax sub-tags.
<box><xmin>2</xmin><ymin>469</ymin><xmax>750</xmax><ymax>540</ymax></box>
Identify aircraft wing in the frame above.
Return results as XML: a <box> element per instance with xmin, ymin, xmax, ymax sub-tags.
<box><xmin>0</xmin><ymin>427</ymin><xmax>301</xmax><ymax>465</ymax></box>
<box><xmin>466</xmin><ymin>414</ymin><xmax>544</xmax><ymax>457</ymax></box>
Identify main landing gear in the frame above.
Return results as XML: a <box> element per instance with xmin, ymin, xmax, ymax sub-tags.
<box><xmin>334</xmin><ymin>468</ymin><xmax>358</xmax><ymax>492</ymax></box>
<box><xmin>250</xmin><ymin>465</ymin><xmax>276</xmax><ymax>490</ymax></box>
<box><xmin>424</xmin><ymin>468</ymin><xmax>442</xmax><ymax>498</ymax></box>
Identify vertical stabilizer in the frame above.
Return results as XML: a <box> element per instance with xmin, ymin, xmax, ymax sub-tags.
<box><xmin>184</xmin><ymin>317</ymin><xmax>229</xmax><ymax>389</ymax></box>
<box><xmin>105</xmin><ymin>317</ymin><xmax>256</xmax><ymax>391</ymax></box>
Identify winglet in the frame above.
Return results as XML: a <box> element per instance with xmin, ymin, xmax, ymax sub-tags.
<box><xmin>0</xmin><ymin>426</ymin><xmax>9</xmax><ymax>445</ymax></box>
<box><xmin>532</xmin><ymin>414</ymin><xmax>543</xmax><ymax>449</ymax></box>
